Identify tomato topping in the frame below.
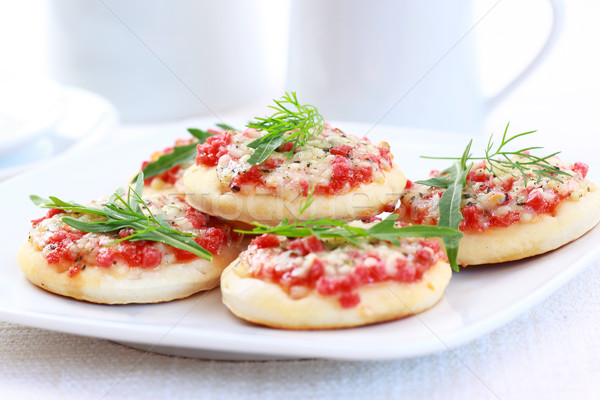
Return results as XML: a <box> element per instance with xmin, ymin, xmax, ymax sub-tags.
<box><xmin>404</xmin><ymin>179</ymin><xmax>415</xmax><ymax>189</ymax></box>
<box><xmin>196</xmin><ymin>132</ymin><xmax>232</xmax><ymax>166</ymax></box>
<box><xmin>31</xmin><ymin>209</ymin><xmax>64</xmax><ymax>226</ymax></box>
<box><xmin>251</xmin><ymin>234</ymin><xmax>281</xmax><ymax>249</ymax></box>
<box><xmin>489</xmin><ymin>211</ymin><xmax>521</xmax><ymax>227</ymax></box>
<box><xmin>288</xmin><ymin>236</ymin><xmax>326</xmax><ymax>255</ymax></box>
<box><xmin>316</xmin><ymin>155</ymin><xmax>374</xmax><ymax>194</ymax></box>
<box><xmin>278</xmin><ymin>142</ymin><xmax>294</xmax><ymax>153</ymax></box>
<box><xmin>573</xmin><ymin>162</ymin><xmax>589</xmax><ymax>179</ymax></box>
<box><xmin>194</xmin><ymin>227</ymin><xmax>226</xmax><ymax>255</ymax></box>
<box><xmin>230</xmin><ymin>166</ymin><xmax>263</xmax><ymax>190</ymax></box>
<box><xmin>378</xmin><ymin>146</ymin><xmax>392</xmax><ymax>165</ymax></box>
<box><xmin>501</xmin><ymin>177</ymin><xmax>515</xmax><ymax>191</ymax></box>
<box><xmin>339</xmin><ymin>292</ymin><xmax>361</xmax><ymax>308</ymax></box>
<box><xmin>460</xmin><ymin>205</ymin><xmax>485</xmax><ymax>232</ymax></box>
<box><xmin>467</xmin><ymin>170</ymin><xmax>488</xmax><ymax>182</ymax></box>
<box><xmin>44</xmin><ymin>229</ymin><xmax>85</xmax><ymax>264</ymax></box>
<box><xmin>525</xmin><ymin>191</ymin><xmax>552</xmax><ymax>213</ymax></box>
<box><xmin>330</xmin><ymin>145</ymin><xmax>353</xmax><ymax>157</ymax></box>
<box><xmin>186</xmin><ymin>207</ymin><xmax>209</xmax><ymax>229</ymax></box>
<box><xmin>247</xmin><ymin>235</ymin><xmax>441</xmax><ymax>308</ymax></box>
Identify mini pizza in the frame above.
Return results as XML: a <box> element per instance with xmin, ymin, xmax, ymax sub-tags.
<box><xmin>220</xmin><ymin>231</ymin><xmax>451</xmax><ymax>329</ymax></box>
<box><xmin>18</xmin><ymin>195</ymin><xmax>243</xmax><ymax>304</ymax></box>
<box><xmin>397</xmin><ymin>157</ymin><xmax>600</xmax><ymax>265</ymax></box>
<box><xmin>184</xmin><ymin>124</ymin><xmax>406</xmax><ymax>225</ymax></box>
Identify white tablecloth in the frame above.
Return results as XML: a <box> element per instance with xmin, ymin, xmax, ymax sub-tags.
<box><xmin>2</xmin><ymin>262</ymin><xmax>598</xmax><ymax>399</ymax></box>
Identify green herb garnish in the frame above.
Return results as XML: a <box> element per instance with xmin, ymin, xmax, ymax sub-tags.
<box><xmin>422</xmin><ymin>123</ymin><xmax>570</xmax><ymax>185</ymax></box>
<box><xmin>235</xmin><ymin>187</ymin><xmax>461</xmax><ymax>264</ymax></box>
<box><xmin>416</xmin><ymin>124</ymin><xmax>569</xmax><ymax>271</ymax></box>
<box><xmin>417</xmin><ymin>142</ymin><xmax>472</xmax><ymax>271</ymax></box>
<box><xmin>215</xmin><ymin>123</ymin><xmax>237</xmax><ymax>131</ymax></box>
<box><xmin>246</xmin><ymin>92</ymin><xmax>325</xmax><ymax>165</ymax></box>
<box><xmin>237</xmin><ymin>214</ymin><xmax>459</xmax><ymax>248</ymax></box>
<box><xmin>135</xmin><ymin>127</ymin><xmax>217</xmax><ymax>183</ymax></box>
<box><xmin>31</xmin><ymin>174</ymin><xmax>212</xmax><ymax>260</ymax></box>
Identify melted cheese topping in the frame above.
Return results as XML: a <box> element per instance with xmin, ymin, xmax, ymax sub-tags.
<box><xmin>210</xmin><ymin>124</ymin><xmax>392</xmax><ymax>195</ymax></box>
<box><xmin>398</xmin><ymin>157</ymin><xmax>592</xmax><ymax>231</ymax></box>
<box><xmin>240</xmin><ymin>224</ymin><xmax>445</xmax><ymax>307</ymax></box>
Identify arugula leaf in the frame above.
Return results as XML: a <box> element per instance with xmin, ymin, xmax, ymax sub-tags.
<box><xmin>187</xmin><ymin>128</ymin><xmax>214</xmax><ymax>142</ymax></box>
<box><xmin>236</xmin><ymin>214</ymin><xmax>460</xmax><ymax>252</ymax></box>
<box><xmin>215</xmin><ymin>123</ymin><xmax>237</xmax><ymax>131</ymax></box>
<box><xmin>136</xmin><ymin>128</ymin><xmax>216</xmax><ymax>183</ymax></box>
<box><xmin>246</xmin><ymin>135</ymin><xmax>285</xmax><ymax>165</ymax></box>
<box><xmin>31</xmin><ymin>176</ymin><xmax>213</xmax><ymax>261</ymax></box>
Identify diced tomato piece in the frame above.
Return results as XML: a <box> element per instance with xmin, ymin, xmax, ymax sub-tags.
<box><xmin>262</xmin><ymin>157</ymin><xmax>284</xmax><ymax>170</ymax></box>
<box><xmin>278</xmin><ymin>142</ymin><xmax>294</xmax><ymax>153</ymax></box>
<box><xmin>194</xmin><ymin>227</ymin><xmax>226</xmax><ymax>255</ymax></box>
<box><xmin>251</xmin><ymin>234</ymin><xmax>280</xmax><ymax>249</ymax></box>
<box><xmin>330</xmin><ymin>145</ymin><xmax>353</xmax><ymax>157</ymax></box>
<box><xmin>316</xmin><ymin>277</ymin><xmax>340</xmax><ymax>295</ymax></box>
<box><xmin>44</xmin><ymin>229</ymin><xmax>84</xmax><ymax>264</ymax></box>
<box><xmin>186</xmin><ymin>207</ymin><xmax>209</xmax><ymax>229</ymax></box>
<box><xmin>96</xmin><ymin>249</ymin><xmax>116</xmax><ymax>267</ymax></box>
<box><xmin>142</xmin><ymin>246</ymin><xmax>162</xmax><ymax>267</ymax></box>
<box><xmin>339</xmin><ymin>292</ymin><xmax>361</xmax><ymax>308</ymax></box>
<box><xmin>230</xmin><ymin>166</ymin><xmax>263</xmax><ymax>189</ymax></box>
<box><xmin>288</xmin><ymin>236</ymin><xmax>325</xmax><ymax>256</ymax></box>
<box><xmin>378</xmin><ymin>146</ymin><xmax>392</xmax><ymax>165</ymax></box>
<box><xmin>419</xmin><ymin>239</ymin><xmax>440</xmax><ymax>253</ymax></box>
<box><xmin>501</xmin><ymin>177</ymin><xmax>515</xmax><ymax>191</ymax></box>
<box><xmin>573</xmin><ymin>162</ymin><xmax>589</xmax><ymax>179</ymax></box>
<box><xmin>460</xmin><ymin>205</ymin><xmax>485</xmax><ymax>232</ymax></box>
<box><xmin>196</xmin><ymin>132</ymin><xmax>232</xmax><ymax>166</ymax></box>
<box><xmin>525</xmin><ymin>191</ymin><xmax>551</xmax><ymax>213</ymax></box>
<box><xmin>307</xmin><ymin>259</ymin><xmax>324</xmax><ymax>282</ymax></box>
<box><xmin>467</xmin><ymin>170</ymin><xmax>488</xmax><ymax>182</ymax></box>
<box><xmin>489</xmin><ymin>211</ymin><xmax>521</xmax><ymax>227</ymax></box>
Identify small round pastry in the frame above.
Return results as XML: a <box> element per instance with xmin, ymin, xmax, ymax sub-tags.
<box><xmin>18</xmin><ymin>195</ymin><xmax>243</xmax><ymax>304</ymax></box>
<box><xmin>221</xmin><ymin>232</ymin><xmax>452</xmax><ymax>329</ymax></box>
<box><xmin>183</xmin><ymin>124</ymin><xmax>406</xmax><ymax>225</ymax></box>
<box><xmin>397</xmin><ymin>158</ymin><xmax>600</xmax><ymax>265</ymax></box>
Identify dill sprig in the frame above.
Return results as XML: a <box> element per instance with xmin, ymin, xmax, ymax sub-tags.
<box><xmin>421</xmin><ymin>123</ymin><xmax>571</xmax><ymax>185</ymax></box>
<box><xmin>30</xmin><ymin>174</ymin><xmax>213</xmax><ymax>261</ymax></box>
<box><xmin>246</xmin><ymin>92</ymin><xmax>325</xmax><ymax>165</ymax></box>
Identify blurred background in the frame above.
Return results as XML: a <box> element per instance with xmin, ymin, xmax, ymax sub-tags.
<box><xmin>0</xmin><ymin>0</ymin><xmax>599</xmax><ymax>177</ymax></box>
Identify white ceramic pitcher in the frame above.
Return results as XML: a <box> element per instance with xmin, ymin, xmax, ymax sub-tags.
<box><xmin>286</xmin><ymin>0</ymin><xmax>563</xmax><ymax>133</ymax></box>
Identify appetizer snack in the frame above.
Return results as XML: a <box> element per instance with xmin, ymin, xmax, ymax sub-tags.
<box><xmin>397</xmin><ymin>129</ymin><xmax>600</xmax><ymax>265</ymax></box>
<box><xmin>18</xmin><ymin>193</ymin><xmax>243</xmax><ymax>304</ymax></box>
<box><xmin>221</xmin><ymin>214</ymin><xmax>458</xmax><ymax>329</ymax></box>
<box><xmin>184</xmin><ymin>123</ymin><xmax>405</xmax><ymax>225</ymax></box>
<box><xmin>221</xmin><ymin>219</ymin><xmax>454</xmax><ymax>329</ymax></box>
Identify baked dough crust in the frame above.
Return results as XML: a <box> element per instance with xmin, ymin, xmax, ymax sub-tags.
<box><xmin>183</xmin><ymin>164</ymin><xmax>407</xmax><ymax>225</ymax></box>
<box><xmin>220</xmin><ymin>258</ymin><xmax>451</xmax><ymax>330</ymax></box>
<box><xmin>17</xmin><ymin>238</ymin><xmax>242</xmax><ymax>304</ymax></box>
<box><xmin>454</xmin><ymin>182</ymin><xmax>600</xmax><ymax>265</ymax></box>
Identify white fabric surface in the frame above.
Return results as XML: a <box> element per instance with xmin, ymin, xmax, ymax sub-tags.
<box><xmin>2</xmin><ymin>261</ymin><xmax>598</xmax><ymax>400</ymax></box>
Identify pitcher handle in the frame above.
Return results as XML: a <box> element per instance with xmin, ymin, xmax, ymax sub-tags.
<box><xmin>486</xmin><ymin>0</ymin><xmax>564</xmax><ymax>110</ymax></box>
